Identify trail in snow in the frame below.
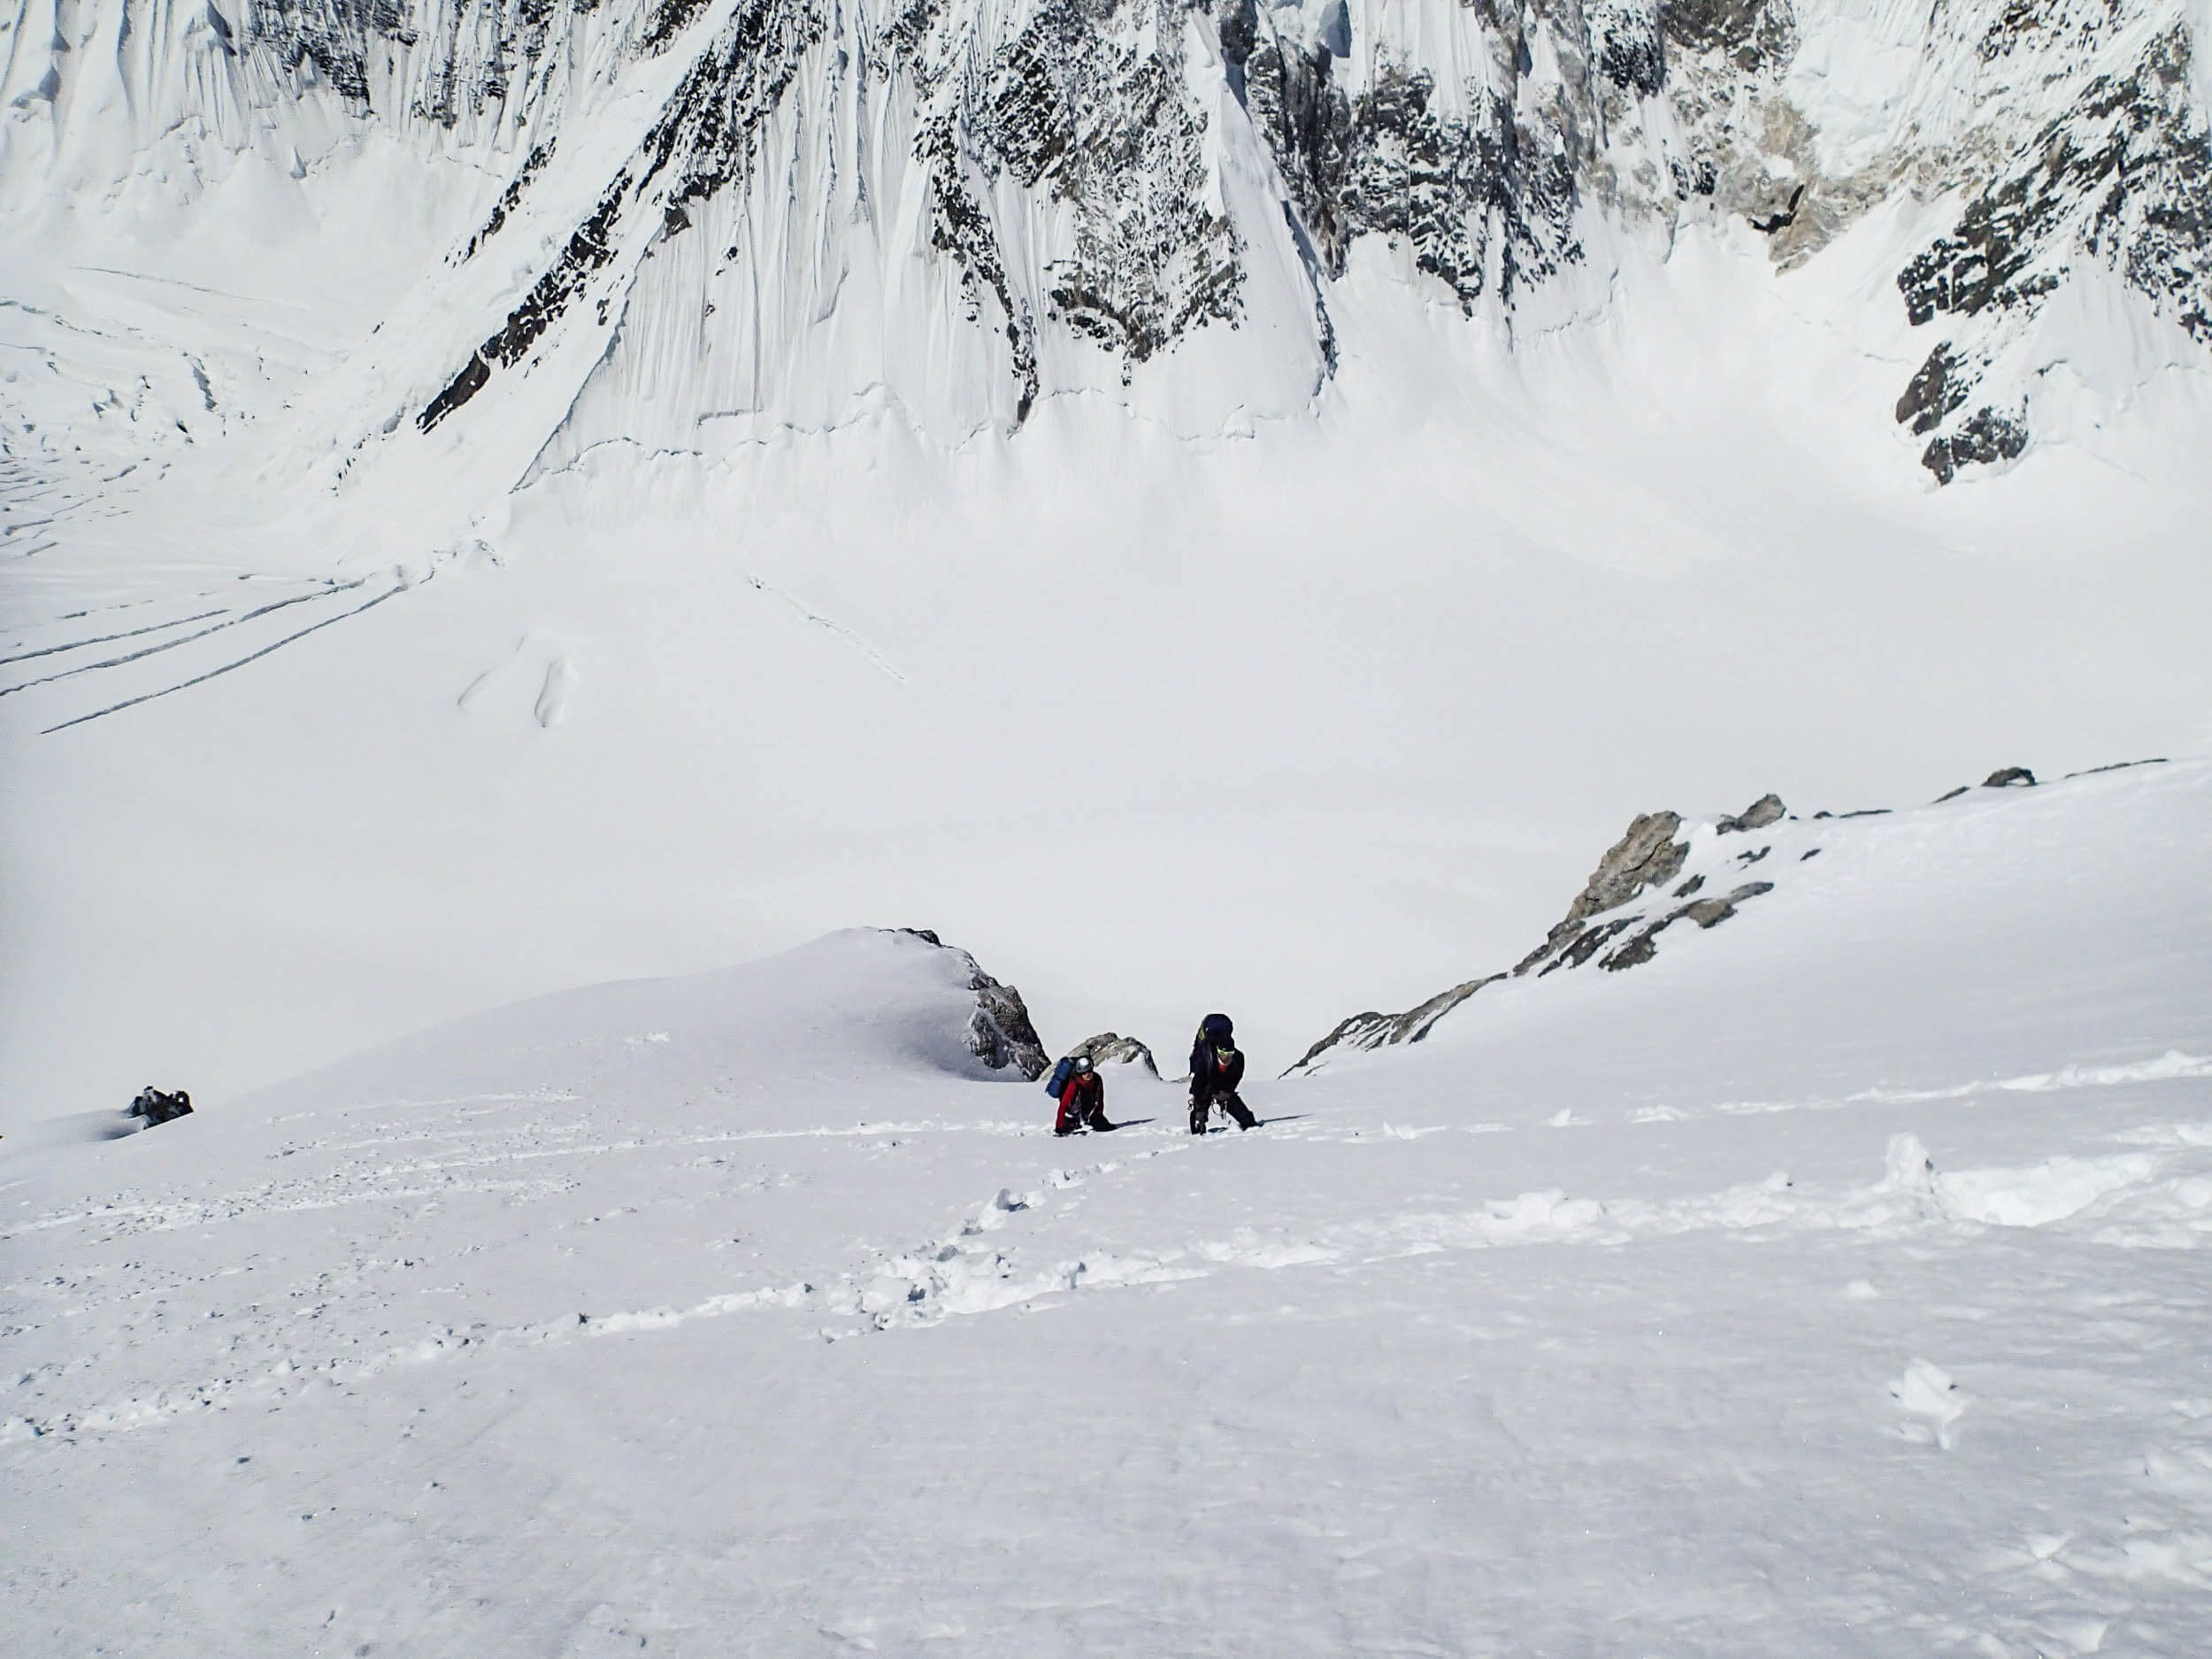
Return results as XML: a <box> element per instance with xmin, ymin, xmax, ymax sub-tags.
<box><xmin>4</xmin><ymin>781</ymin><xmax>2211</xmax><ymax>1655</ymax></box>
<box><xmin>36</xmin><ymin>582</ymin><xmax>416</xmax><ymax>733</ymax></box>
<box><xmin>10</xmin><ymin>1031</ymin><xmax>2212</xmax><ymax>1654</ymax></box>
<box><xmin>743</xmin><ymin>575</ymin><xmax>908</xmax><ymax>683</ymax></box>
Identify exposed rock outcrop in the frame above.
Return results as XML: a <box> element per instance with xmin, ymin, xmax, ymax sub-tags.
<box><xmin>1595</xmin><ymin>882</ymin><xmax>1775</xmax><ymax>972</ymax></box>
<box><xmin>1286</xmin><ymin>973</ymin><xmax>1507</xmax><ymax>1073</ymax></box>
<box><xmin>1716</xmin><ymin>794</ymin><xmax>1786</xmax><ymax>834</ymax></box>
<box><xmin>127</xmin><ymin>1087</ymin><xmax>195</xmax><ymax>1127</ymax></box>
<box><xmin>896</xmin><ymin>929</ymin><xmax>1050</xmax><ymax>1080</ymax></box>
<box><xmin>1289</xmin><ymin>758</ymin><xmax>2164</xmax><ymax>1073</ymax></box>
<box><xmin>1512</xmin><ymin>811</ymin><xmax>1692</xmax><ymax>977</ymax></box>
<box><xmin>2065</xmin><ymin>759</ymin><xmax>2167</xmax><ymax>779</ymax></box>
<box><xmin>1936</xmin><ymin>764</ymin><xmax>2039</xmax><ymax>800</ymax></box>
<box><xmin>1068</xmin><ymin>1033</ymin><xmax>1161</xmax><ymax>1075</ymax></box>
<box><xmin>1291</xmin><ymin>795</ymin><xmax>1795</xmax><ymax>1072</ymax></box>
<box><xmin>1893</xmin><ymin>21</ymin><xmax>2212</xmax><ymax>483</ymax></box>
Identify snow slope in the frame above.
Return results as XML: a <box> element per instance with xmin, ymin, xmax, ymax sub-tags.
<box><xmin>8</xmin><ymin>241</ymin><xmax>2212</xmax><ymax>1125</ymax></box>
<box><xmin>4</xmin><ymin>0</ymin><xmax>2210</xmax><ymax>1133</ymax></box>
<box><xmin>6</xmin><ymin>762</ymin><xmax>2211</xmax><ymax>1655</ymax></box>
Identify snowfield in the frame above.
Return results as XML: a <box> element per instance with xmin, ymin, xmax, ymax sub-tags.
<box><xmin>6</xmin><ymin>761</ymin><xmax>2211</xmax><ymax>1655</ymax></box>
<box><xmin>7</xmin><ymin>0</ymin><xmax>2212</xmax><ymax>1647</ymax></box>
<box><xmin>9</xmin><ymin>0</ymin><xmax>2212</xmax><ymax>1125</ymax></box>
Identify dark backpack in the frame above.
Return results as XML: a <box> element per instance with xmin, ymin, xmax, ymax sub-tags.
<box><xmin>1192</xmin><ymin>1014</ymin><xmax>1234</xmax><ymax>1079</ymax></box>
<box><xmin>1044</xmin><ymin>1056</ymin><xmax>1077</xmax><ymax>1098</ymax></box>
<box><xmin>129</xmin><ymin>1087</ymin><xmax>194</xmax><ymax>1126</ymax></box>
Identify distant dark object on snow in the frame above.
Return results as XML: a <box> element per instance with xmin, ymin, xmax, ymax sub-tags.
<box><xmin>128</xmin><ymin>1087</ymin><xmax>194</xmax><ymax>1127</ymax></box>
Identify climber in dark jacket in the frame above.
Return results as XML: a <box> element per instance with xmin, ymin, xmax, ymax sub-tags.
<box><xmin>1055</xmin><ymin>1054</ymin><xmax>1116</xmax><ymax>1135</ymax></box>
<box><xmin>1187</xmin><ymin>1013</ymin><xmax>1257</xmax><ymax>1134</ymax></box>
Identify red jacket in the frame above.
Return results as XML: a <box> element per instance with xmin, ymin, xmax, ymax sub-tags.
<box><xmin>1057</xmin><ymin>1071</ymin><xmax>1103</xmax><ymax>1130</ymax></box>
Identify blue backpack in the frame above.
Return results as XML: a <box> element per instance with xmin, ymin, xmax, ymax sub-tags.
<box><xmin>1044</xmin><ymin>1056</ymin><xmax>1076</xmax><ymax>1098</ymax></box>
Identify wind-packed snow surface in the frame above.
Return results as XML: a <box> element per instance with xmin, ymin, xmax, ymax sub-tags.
<box><xmin>6</xmin><ymin>762</ymin><xmax>2212</xmax><ymax>1655</ymax></box>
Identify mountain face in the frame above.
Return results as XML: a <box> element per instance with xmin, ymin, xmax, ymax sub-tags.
<box><xmin>4</xmin><ymin>0</ymin><xmax>2206</xmax><ymax>495</ymax></box>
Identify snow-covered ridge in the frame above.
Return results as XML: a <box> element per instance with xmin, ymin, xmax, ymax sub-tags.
<box><xmin>4</xmin><ymin>0</ymin><xmax>2206</xmax><ymax>503</ymax></box>
<box><xmin>1</xmin><ymin>926</ymin><xmax>1046</xmax><ymax>1164</ymax></box>
<box><xmin>1288</xmin><ymin>759</ymin><xmax>2171</xmax><ymax>1072</ymax></box>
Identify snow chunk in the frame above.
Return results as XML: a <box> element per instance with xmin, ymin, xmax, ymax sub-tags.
<box><xmin>1939</xmin><ymin>1154</ymin><xmax>2161</xmax><ymax>1228</ymax></box>
<box><xmin>1888</xmin><ymin>1358</ymin><xmax>1969</xmax><ymax>1449</ymax></box>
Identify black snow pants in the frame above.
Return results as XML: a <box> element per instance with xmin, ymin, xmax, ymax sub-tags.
<box><xmin>1189</xmin><ymin>1088</ymin><xmax>1256</xmax><ymax>1134</ymax></box>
